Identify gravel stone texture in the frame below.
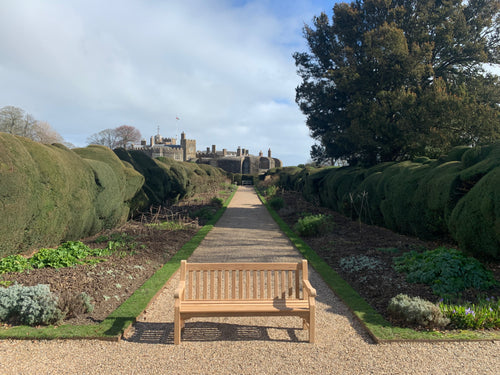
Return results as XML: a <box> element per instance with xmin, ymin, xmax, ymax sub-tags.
<box><xmin>0</xmin><ymin>186</ymin><xmax>498</xmax><ymax>374</ymax></box>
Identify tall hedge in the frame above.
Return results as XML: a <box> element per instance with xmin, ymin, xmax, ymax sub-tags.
<box><xmin>113</xmin><ymin>149</ymin><xmax>228</xmax><ymax>213</ymax></box>
<box><xmin>0</xmin><ymin>134</ymin><xmax>144</xmax><ymax>256</ymax></box>
<box><xmin>270</xmin><ymin>143</ymin><xmax>500</xmax><ymax>259</ymax></box>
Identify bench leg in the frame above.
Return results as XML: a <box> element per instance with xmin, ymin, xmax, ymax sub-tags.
<box><xmin>174</xmin><ymin>310</ymin><xmax>182</xmax><ymax>345</ymax></box>
<box><xmin>309</xmin><ymin>307</ymin><xmax>316</xmax><ymax>343</ymax></box>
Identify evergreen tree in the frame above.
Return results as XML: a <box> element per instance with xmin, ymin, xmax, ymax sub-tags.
<box><xmin>295</xmin><ymin>0</ymin><xmax>500</xmax><ymax>165</ymax></box>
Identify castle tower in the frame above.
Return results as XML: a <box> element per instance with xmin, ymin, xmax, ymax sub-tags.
<box><xmin>268</xmin><ymin>148</ymin><xmax>272</xmax><ymax>158</ymax></box>
<box><xmin>181</xmin><ymin>132</ymin><xmax>196</xmax><ymax>161</ymax></box>
<box><xmin>237</xmin><ymin>146</ymin><xmax>241</xmax><ymax>157</ymax></box>
<box><xmin>259</xmin><ymin>150</ymin><xmax>263</xmax><ymax>157</ymax></box>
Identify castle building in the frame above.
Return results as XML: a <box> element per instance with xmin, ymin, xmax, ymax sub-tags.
<box><xmin>133</xmin><ymin>130</ymin><xmax>282</xmax><ymax>174</ymax></box>
<box><xmin>132</xmin><ymin>131</ymin><xmax>196</xmax><ymax>162</ymax></box>
<box><xmin>196</xmin><ymin>145</ymin><xmax>282</xmax><ymax>174</ymax></box>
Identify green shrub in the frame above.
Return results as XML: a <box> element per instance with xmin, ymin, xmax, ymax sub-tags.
<box><xmin>339</xmin><ymin>255</ymin><xmax>383</xmax><ymax>273</ymax></box>
<box><xmin>210</xmin><ymin>197</ymin><xmax>224</xmax><ymax>208</ymax></box>
<box><xmin>189</xmin><ymin>206</ymin><xmax>216</xmax><ymax>222</ymax></box>
<box><xmin>0</xmin><ymin>284</ymin><xmax>63</xmax><ymax>326</ymax></box>
<box><xmin>268</xmin><ymin>196</ymin><xmax>285</xmax><ymax>211</ymax></box>
<box><xmin>293</xmin><ymin>214</ymin><xmax>333</xmax><ymax>237</ymax></box>
<box><xmin>57</xmin><ymin>291</ymin><xmax>94</xmax><ymax>319</ymax></box>
<box><xmin>0</xmin><ymin>255</ymin><xmax>31</xmax><ymax>274</ymax></box>
<box><xmin>439</xmin><ymin>297</ymin><xmax>500</xmax><ymax>330</ymax></box>
<box><xmin>394</xmin><ymin>247</ymin><xmax>497</xmax><ymax>298</ymax></box>
<box><xmin>265</xmin><ymin>185</ymin><xmax>278</xmax><ymax>197</ymax></box>
<box><xmin>387</xmin><ymin>293</ymin><xmax>450</xmax><ymax>329</ymax></box>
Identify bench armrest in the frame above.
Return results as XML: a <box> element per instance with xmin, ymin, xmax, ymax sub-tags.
<box><xmin>303</xmin><ymin>280</ymin><xmax>317</xmax><ymax>298</ymax></box>
<box><xmin>175</xmin><ymin>281</ymin><xmax>186</xmax><ymax>300</ymax></box>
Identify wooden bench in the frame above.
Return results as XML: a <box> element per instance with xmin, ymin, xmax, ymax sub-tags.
<box><xmin>174</xmin><ymin>260</ymin><xmax>316</xmax><ymax>344</ymax></box>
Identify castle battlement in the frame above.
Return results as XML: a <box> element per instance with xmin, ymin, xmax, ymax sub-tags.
<box><xmin>134</xmin><ymin>130</ymin><xmax>282</xmax><ymax>173</ymax></box>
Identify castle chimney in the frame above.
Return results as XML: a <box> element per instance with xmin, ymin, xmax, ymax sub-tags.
<box><xmin>150</xmin><ymin>136</ymin><xmax>155</xmax><ymax>146</ymax></box>
<box><xmin>242</xmin><ymin>148</ymin><xmax>246</xmax><ymax>156</ymax></box>
<box><xmin>268</xmin><ymin>148</ymin><xmax>272</xmax><ymax>158</ymax></box>
<box><xmin>212</xmin><ymin>145</ymin><xmax>216</xmax><ymax>154</ymax></box>
<box><xmin>206</xmin><ymin>147</ymin><xmax>210</xmax><ymax>154</ymax></box>
<box><xmin>237</xmin><ymin>146</ymin><xmax>241</xmax><ymax>157</ymax></box>
<box><xmin>259</xmin><ymin>150</ymin><xmax>263</xmax><ymax>157</ymax></box>
<box><xmin>223</xmin><ymin>148</ymin><xmax>227</xmax><ymax>157</ymax></box>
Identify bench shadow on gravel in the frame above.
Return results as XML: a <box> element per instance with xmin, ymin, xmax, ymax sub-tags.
<box><xmin>123</xmin><ymin>322</ymin><xmax>304</xmax><ymax>345</ymax></box>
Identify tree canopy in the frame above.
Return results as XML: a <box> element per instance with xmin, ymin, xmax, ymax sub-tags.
<box><xmin>295</xmin><ymin>0</ymin><xmax>500</xmax><ymax>166</ymax></box>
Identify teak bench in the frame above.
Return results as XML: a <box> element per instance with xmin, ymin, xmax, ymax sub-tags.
<box><xmin>174</xmin><ymin>260</ymin><xmax>317</xmax><ymax>344</ymax></box>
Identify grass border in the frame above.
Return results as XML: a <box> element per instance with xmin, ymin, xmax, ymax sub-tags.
<box><xmin>0</xmin><ymin>188</ymin><xmax>237</xmax><ymax>340</ymax></box>
<box><xmin>257</xmin><ymin>190</ymin><xmax>500</xmax><ymax>342</ymax></box>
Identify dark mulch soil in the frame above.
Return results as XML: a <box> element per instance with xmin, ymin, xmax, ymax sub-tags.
<box><xmin>276</xmin><ymin>190</ymin><xmax>500</xmax><ymax>327</ymax></box>
<box><xmin>1</xmin><ymin>221</ymin><xmax>198</xmax><ymax>325</ymax></box>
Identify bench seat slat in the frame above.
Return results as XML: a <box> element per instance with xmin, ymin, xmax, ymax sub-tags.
<box><xmin>180</xmin><ymin>301</ymin><xmax>310</xmax><ymax>314</ymax></box>
<box><xmin>186</xmin><ymin>263</ymin><xmax>300</xmax><ymax>271</ymax></box>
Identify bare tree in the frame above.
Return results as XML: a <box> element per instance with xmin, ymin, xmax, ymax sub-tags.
<box><xmin>115</xmin><ymin>125</ymin><xmax>141</xmax><ymax>148</ymax></box>
<box><xmin>87</xmin><ymin>125</ymin><xmax>141</xmax><ymax>149</ymax></box>
<box><xmin>0</xmin><ymin>106</ymin><xmax>64</xmax><ymax>144</ymax></box>
<box><xmin>87</xmin><ymin>128</ymin><xmax>120</xmax><ymax>149</ymax></box>
<box><xmin>32</xmin><ymin>121</ymin><xmax>64</xmax><ymax>144</ymax></box>
<box><xmin>0</xmin><ymin>106</ymin><xmax>24</xmax><ymax>134</ymax></box>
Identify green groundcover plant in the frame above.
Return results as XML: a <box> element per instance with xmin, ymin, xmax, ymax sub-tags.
<box><xmin>0</xmin><ymin>239</ymin><xmax>139</xmax><ymax>274</ymax></box>
<box><xmin>293</xmin><ymin>213</ymin><xmax>334</xmax><ymax>237</ymax></box>
<box><xmin>440</xmin><ymin>297</ymin><xmax>500</xmax><ymax>330</ymax></box>
<box><xmin>268</xmin><ymin>196</ymin><xmax>285</xmax><ymax>211</ymax></box>
<box><xmin>394</xmin><ymin>247</ymin><xmax>497</xmax><ymax>298</ymax></box>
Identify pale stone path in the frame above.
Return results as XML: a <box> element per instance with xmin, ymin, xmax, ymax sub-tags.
<box><xmin>0</xmin><ymin>186</ymin><xmax>498</xmax><ymax>374</ymax></box>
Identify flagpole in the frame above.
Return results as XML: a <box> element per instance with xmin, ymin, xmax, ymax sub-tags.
<box><xmin>176</xmin><ymin>116</ymin><xmax>180</xmax><ymax>141</ymax></box>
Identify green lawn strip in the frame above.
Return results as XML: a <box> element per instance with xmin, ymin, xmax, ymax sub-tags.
<box><xmin>257</xmin><ymin>190</ymin><xmax>500</xmax><ymax>342</ymax></box>
<box><xmin>0</xmin><ymin>187</ymin><xmax>237</xmax><ymax>340</ymax></box>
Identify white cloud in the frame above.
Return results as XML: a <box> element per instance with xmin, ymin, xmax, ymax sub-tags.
<box><xmin>0</xmin><ymin>0</ymin><xmax>334</xmax><ymax>165</ymax></box>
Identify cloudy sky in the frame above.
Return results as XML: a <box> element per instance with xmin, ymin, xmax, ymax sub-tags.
<box><xmin>0</xmin><ymin>0</ymin><xmax>340</xmax><ymax>166</ymax></box>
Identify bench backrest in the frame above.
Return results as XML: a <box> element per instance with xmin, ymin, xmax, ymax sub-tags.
<box><xmin>179</xmin><ymin>260</ymin><xmax>309</xmax><ymax>301</ymax></box>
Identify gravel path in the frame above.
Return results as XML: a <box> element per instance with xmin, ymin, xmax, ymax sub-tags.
<box><xmin>1</xmin><ymin>186</ymin><xmax>498</xmax><ymax>374</ymax></box>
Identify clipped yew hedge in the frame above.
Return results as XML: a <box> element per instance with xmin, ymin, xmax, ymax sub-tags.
<box><xmin>113</xmin><ymin>149</ymin><xmax>228</xmax><ymax>212</ymax></box>
<box><xmin>271</xmin><ymin>143</ymin><xmax>500</xmax><ymax>259</ymax></box>
<box><xmin>0</xmin><ymin>134</ymin><xmax>144</xmax><ymax>257</ymax></box>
